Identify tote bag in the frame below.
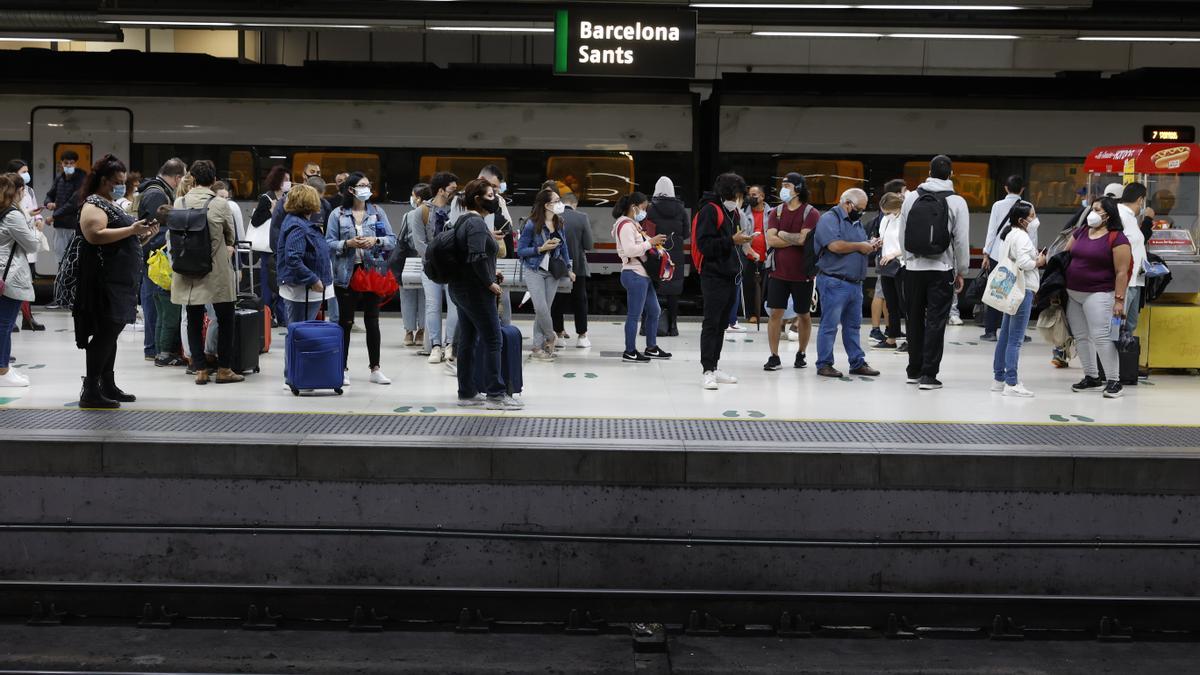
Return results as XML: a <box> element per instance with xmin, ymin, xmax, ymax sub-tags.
<box><xmin>981</xmin><ymin>237</ymin><xmax>1026</xmax><ymax>316</ymax></box>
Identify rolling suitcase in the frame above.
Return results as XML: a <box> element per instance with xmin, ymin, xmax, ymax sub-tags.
<box><xmin>475</xmin><ymin>324</ymin><xmax>523</xmax><ymax>396</ymax></box>
<box><xmin>235</xmin><ymin>241</ymin><xmax>272</xmax><ymax>354</ymax></box>
<box><xmin>1118</xmin><ymin>326</ymin><xmax>1140</xmax><ymax>386</ymax></box>
<box><xmin>286</xmin><ymin>297</ymin><xmax>345</xmax><ymax>396</ymax></box>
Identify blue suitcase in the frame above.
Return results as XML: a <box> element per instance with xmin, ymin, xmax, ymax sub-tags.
<box><xmin>286</xmin><ymin>320</ymin><xmax>345</xmax><ymax>396</ymax></box>
<box><xmin>475</xmin><ymin>324</ymin><xmax>523</xmax><ymax>396</ymax></box>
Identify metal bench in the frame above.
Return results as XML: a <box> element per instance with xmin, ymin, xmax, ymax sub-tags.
<box><xmin>400</xmin><ymin>258</ymin><xmax>573</xmax><ymax>293</ymax></box>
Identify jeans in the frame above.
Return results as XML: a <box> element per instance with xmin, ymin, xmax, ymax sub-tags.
<box><xmin>904</xmin><ymin>269</ymin><xmax>955</xmax><ymax>379</ymax></box>
<box><xmin>880</xmin><ymin>269</ymin><xmax>905</xmax><ymax>340</ymax></box>
<box><xmin>421</xmin><ymin>274</ymin><xmax>459</xmax><ymax>350</ymax></box>
<box><xmin>139</xmin><ymin>271</ymin><xmax>162</xmax><ymax>356</ymax></box>
<box><xmin>326</xmin><ymin>295</ymin><xmax>339</xmax><ymax>325</ymax></box>
<box><xmin>282</xmin><ymin>299</ymin><xmax>321</xmax><ymax>382</ymax></box>
<box><xmin>1125</xmin><ymin>286</ymin><xmax>1143</xmax><ymax>334</ymax></box>
<box><xmin>186</xmin><ymin>302</ymin><xmax>234</xmax><ymax>370</ymax></box>
<box><xmin>552</xmin><ymin>274</ymin><xmax>589</xmax><ymax>336</ymax></box>
<box><xmin>152</xmin><ymin>294</ymin><xmax>182</xmax><ymax>354</ymax></box>
<box><xmin>400</xmin><ymin>288</ymin><xmax>425</xmax><ymax>332</ymax></box>
<box><xmin>700</xmin><ymin>274</ymin><xmax>737</xmax><ymax>372</ymax></box>
<box><xmin>1066</xmin><ymin>289</ymin><xmax>1120</xmax><ymax>382</ymax></box>
<box><xmin>728</xmin><ymin>280</ymin><xmax>742</xmax><ymax>325</ymax></box>
<box><xmin>525</xmin><ymin>268</ymin><xmax>559</xmax><ymax>351</ymax></box>
<box><xmin>815</xmin><ymin>274</ymin><xmax>866</xmax><ymax>370</ymax></box>
<box><xmin>335</xmin><ymin>284</ymin><xmax>381</xmax><ymax>371</ymax></box>
<box><xmin>0</xmin><ymin>295</ymin><xmax>21</xmax><ymax>364</ymax></box>
<box><xmin>992</xmin><ymin>290</ymin><xmax>1034</xmax><ymax>385</ymax></box>
<box><xmin>620</xmin><ymin>270</ymin><xmax>660</xmax><ymax>353</ymax></box>
<box><xmin>449</xmin><ymin>282</ymin><xmax>505</xmax><ymax>399</ymax></box>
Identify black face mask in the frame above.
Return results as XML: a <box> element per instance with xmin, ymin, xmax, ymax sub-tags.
<box><xmin>480</xmin><ymin>197</ymin><xmax>499</xmax><ymax>214</ymax></box>
<box><xmin>846</xmin><ymin>206</ymin><xmax>863</xmax><ymax>222</ymax></box>
<box><xmin>747</xmin><ymin>196</ymin><xmax>761</xmax><ymax>208</ymax></box>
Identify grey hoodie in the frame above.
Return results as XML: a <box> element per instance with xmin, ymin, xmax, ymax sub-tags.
<box><xmin>897</xmin><ymin>177</ymin><xmax>971</xmax><ymax>276</ymax></box>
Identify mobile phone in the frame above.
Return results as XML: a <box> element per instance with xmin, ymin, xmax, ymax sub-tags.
<box><xmin>752</xmin><ymin>231</ymin><xmax>763</xmax><ymax>237</ymax></box>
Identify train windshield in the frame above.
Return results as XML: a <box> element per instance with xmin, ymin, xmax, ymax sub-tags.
<box><xmin>546</xmin><ymin>155</ymin><xmax>634</xmax><ymax>207</ymax></box>
<box><xmin>904</xmin><ymin>161</ymin><xmax>992</xmax><ymax>209</ymax></box>
<box><xmin>774</xmin><ymin>159</ymin><xmax>864</xmax><ymax>208</ymax></box>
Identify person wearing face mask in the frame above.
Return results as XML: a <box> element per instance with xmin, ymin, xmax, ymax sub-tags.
<box><xmin>695</xmin><ymin>173</ymin><xmax>755</xmax><ymax>390</ymax></box>
<box><xmin>475</xmin><ymin>165</ymin><xmax>514</xmax><ymax>331</ymax></box>
<box><xmin>988</xmin><ymin>201</ymin><xmax>1046</xmax><ymax>398</ymax></box>
<box><xmin>518</xmin><ymin>188</ymin><xmax>575</xmax><ymax>361</ymax></box>
<box><xmin>734</xmin><ymin>185</ymin><xmax>767</xmax><ymax>331</ymax></box>
<box><xmin>43</xmin><ymin>150</ymin><xmax>87</xmax><ymax>284</ymax></box>
<box><xmin>0</xmin><ymin>174</ymin><xmax>43</xmax><ymax>387</ymax></box>
<box><xmin>1116</xmin><ymin>182</ymin><xmax>1149</xmax><ymax>334</ymax></box>
<box><xmin>396</xmin><ymin>183</ymin><xmax>429</xmax><ymax>348</ymax></box>
<box><xmin>409</xmin><ymin>171</ymin><xmax>460</xmax><ymax>362</ymax></box>
<box><xmin>866</xmin><ymin>179</ymin><xmax>907</xmax><ymax>342</ymax></box>
<box><xmin>114</xmin><ymin>171</ymin><xmax>139</xmax><ymax>214</ymax></box>
<box><xmin>981</xmin><ymin>175</ymin><xmax>1029</xmax><ymax>342</ymax></box>
<box><xmin>551</xmin><ymin>191</ymin><xmax>594</xmax><ymax>346</ymax></box>
<box><xmin>73</xmin><ymin>155</ymin><xmax>159</xmax><ymax>408</ymax></box>
<box><xmin>136</xmin><ymin>158</ymin><xmax>186</xmax><ymax>365</ymax></box>
<box><xmin>646</xmin><ymin>176</ymin><xmax>687</xmax><ymax>338</ymax></box>
<box><xmin>327</xmin><ymin>172</ymin><xmax>396</xmax><ymax>386</ymax></box>
<box><xmin>1064</xmin><ymin>197</ymin><xmax>1131</xmax><ymax>399</ymax></box>
<box><xmin>7</xmin><ymin>159</ymin><xmax>45</xmax><ymax>333</ymax></box>
<box><xmin>612</xmin><ymin>191</ymin><xmax>670</xmax><ymax>363</ymax></box>
<box><xmin>763</xmin><ymin>173</ymin><xmax>819</xmax><ymax>372</ymax></box>
<box><xmin>250</xmin><ymin>165</ymin><xmax>290</xmax><ymax>327</ymax></box>
<box><xmin>812</xmin><ymin>188</ymin><xmax>881</xmax><ymax>380</ymax></box>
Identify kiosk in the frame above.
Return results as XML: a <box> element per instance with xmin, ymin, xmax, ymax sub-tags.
<box><xmin>1084</xmin><ymin>143</ymin><xmax>1200</xmax><ymax>369</ymax></box>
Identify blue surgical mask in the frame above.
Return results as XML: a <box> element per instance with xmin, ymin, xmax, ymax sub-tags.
<box><xmin>354</xmin><ymin>187</ymin><xmax>371</xmax><ymax>202</ymax></box>
<box><xmin>111</xmin><ymin>184</ymin><xmax>126</xmax><ymax>199</ymax></box>
<box><xmin>498</xmin><ymin>181</ymin><xmax>507</xmax><ymax>194</ymax></box>
<box><xmin>634</xmin><ymin>209</ymin><xmax>647</xmax><ymax>222</ymax></box>
<box><xmin>779</xmin><ymin>187</ymin><xmax>793</xmax><ymax>203</ymax></box>
<box><xmin>63</xmin><ymin>166</ymin><xmax>75</xmax><ymax>176</ymax></box>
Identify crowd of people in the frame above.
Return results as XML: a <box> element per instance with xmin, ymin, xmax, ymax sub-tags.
<box><xmin>0</xmin><ymin>150</ymin><xmax>1152</xmax><ymax>407</ymax></box>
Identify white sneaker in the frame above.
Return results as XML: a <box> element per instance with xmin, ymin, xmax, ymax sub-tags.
<box><xmin>485</xmin><ymin>394</ymin><xmax>525</xmax><ymax>410</ymax></box>
<box><xmin>577</xmin><ymin>335</ymin><xmax>592</xmax><ymax>349</ymax></box>
<box><xmin>530</xmin><ymin>350</ymin><xmax>555</xmax><ymax>362</ymax></box>
<box><xmin>726</xmin><ymin>323</ymin><xmax>746</xmax><ymax>333</ymax></box>
<box><xmin>702</xmin><ymin>371</ymin><xmax>719</xmax><ymax>390</ymax></box>
<box><xmin>990</xmin><ymin>380</ymin><xmax>1006</xmax><ymax>392</ymax></box>
<box><xmin>0</xmin><ymin>369</ymin><xmax>29</xmax><ymax>387</ymax></box>
<box><xmin>370</xmin><ymin>370</ymin><xmax>392</xmax><ymax>385</ymax></box>
<box><xmin>428</xmin><ymin>345</ymin><xmax>444</xmax><ymax>364</ymax></box>
<box><xmin>458</xmin><ymin>393</ymin><xmax>486</xmax><ymax>407</ymax></box>
<box><xmin>343</xmin><ymin>371</ymin><xmax>350</xmax><ymax>386</ymax></box>
<box><xmin>715</xmin><ymin>370</ymin><xmax>738</xmax><ymax>385</ymax></box>
<box><xmin>1003</xmin><ymin>383</ymin><xmax>1035</xmax><ymax>398</ymax></box>
<box><xmin>785</xmin><ymin>329</ymin><xmax>799</xmax><ymax>342</ymax></box>
<box><xmin>403</xmin><ymin>331</ymin><xmax>415</xmax><ymax>347</ymax></box>
<box><xmin>445</xmin><ymin>344</ymin><xmax>455</xmax><ymax>361</ymax></box>
<box><xmin>949</xmin><ymin>316</ymin><xmax>964</xmax><ymax>326</ymax></box>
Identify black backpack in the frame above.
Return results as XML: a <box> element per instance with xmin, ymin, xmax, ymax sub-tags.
<box><xmin>904</xmin><ymin>188</ymin><xmax>953</xmax><ymax>257</ymax></box>
<box><xmin>423</xmin><ymin>214</ymin><xmax>472</xmax><ymax>284</ymax></box>
<box><xmin>168</xmin><ymin>196</ymin><xmax>215</xmax><ymax>278</ymax></box>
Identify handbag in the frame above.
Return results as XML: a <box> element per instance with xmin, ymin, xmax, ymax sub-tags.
<box><xmin>879</xmin><ymin>258</ymin><xmax>902</xmax><ymax>278</ymax></box>
<box><xmin>981</xmin><ymin>238</ymin><xmax>1026</xmax><ymax>316</ymax></box>
<box><xmin>247</xmin><ymin>221</ymin><xmax>272</xmax><ymax>253</ymax></box>
<box><xmin>548</xmin><ymin>254</ymin><xmax>570</xmax><ymax>280</ymax></box>
<box><xmin>0</xmin><ymin>242</ymin><xmax>15</xmax><ymax>296</ymax></box>
<box><xmin>147</xmin><ymin>245</ymin><xmax>173</xmax><ymax>290</ymax></box>
<box><xmin>36</xmin><ymin>229</ymin><xmax>51</xmax><ymax>254</ymax></box>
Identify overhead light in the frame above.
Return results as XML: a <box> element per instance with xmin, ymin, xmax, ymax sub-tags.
<box><xmin>103</xmin><ymin>20</ymin><xmax>236</xmax><ymax>27</ymax></box>
<box><xmin>241</xmin><ymin>23</ymin><xmax>372</xmax><ymax>29</ymax></box>
<box><xmin>692</xmin><ymin>3</ymin><xmax>853</xmax><ymax>7</ymax></box>
<box><xmin>1078</xmin><ymin>36</ymin><xmax>1200</xmax><ymax>43</ymax></box>
<box><xmin>429</xmin><ymin>26</ymin><xmax>553</xmax><ymax>33</ymax></box>
<box><xmin>0</xmin><ymin>37</ymin><xmax>72</xmax><ymax>42</ymax></box>
<box><xmin>889</xmin><ymin>32</ymin><xmax>1019</xmax><ymax>39</ymax></box>
<box><xmin>754</xmin><ymin>31</ymin><xmax>884</xmax><ymax>37</ymax></box>
<box><xmin>859</xmin><ymin>4</ymin><xmax>1019</xmax><ymax>8</ymax></box>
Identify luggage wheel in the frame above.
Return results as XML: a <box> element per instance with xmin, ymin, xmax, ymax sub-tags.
<box><xmin>290</xmin><ymin>386</ymin><xmax>300</xmax><ymax>396</ymax></box>
<box><xmin>335</xmin><ymin>388</ymin><xmax>344</xmax><ymax>395</ymax></box>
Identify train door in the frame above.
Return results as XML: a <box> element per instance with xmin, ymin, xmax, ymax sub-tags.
<box><xmin>31</xmin><ymin>107</ymin><xmax>131</xmax><ymax>275</ymax></box>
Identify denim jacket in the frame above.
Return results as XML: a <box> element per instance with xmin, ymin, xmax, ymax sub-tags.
<box><xmin>278</xmin><ymin>213</ymin><xmax>333</xmax><ymax>288</ymax></box>
<box><xmin>517</xmin><ymin>220</ymin><xmax>572</xmax><ymax>272</ymax></box>
<box><xmin>326</xmin><ymin>204</ymin><xmax>397</xmax><ymax>288</ymax></box>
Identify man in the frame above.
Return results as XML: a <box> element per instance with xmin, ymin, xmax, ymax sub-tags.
<box><xmin>763</xmin><ymin>173</ymin><xmax>819</xmax><ymax>372</ymax></box>
<box><xmin>328</xmin><ymin>172</ymin><xmax>350</xmax><ymax>210</ymax></box>
<box><xmin>409</xmin><ymin>171</ymin><xmax>460</xmax><ymax>362</ymax></box>
<box><xmin>738</xmin><ymin>185</ymin><xmax>767</xmax><ymax>331</ymax></box>
<box><xmin>302</xmin><ymin>162</ymin><xmax>321</xmax><ymax>181</ymax></box>
<box><xmin>898</xmin><ymin>155</ymin><xmax>971</xmax><ymax>390</ymax></box>
<box><xmin>812</xmin><ymin>188</ymin><xmax>881</xmax><ymax>379</ymax></box>
<box><xmin>1118</xmin><ymin>182</ymin><xmax>1150</xmax><ymax>333</ymax></box>
<box><xmin>43</xmin><ymin>150</ymin><xmax>86</xmax><ymax>276</ymax></box>
<box><xmin>867</xmin><ymin>178</ymin><xmax>907</xmax><ymax>342</ymax></box>
<box><xmin>552</xmin><ymin>191</ymin><xmax>594</xmax><ymax>348</ymax></box>
<box><xmin>475</xmin><ymin>164</ymin><xmax>514</xmax><ymax>328</ymax></box>
<box><xmin>696</xmin><ymin>172</ymin><xmax>755</xmax><ymax>390</ymax></box>
<box><xmin>138</xmin><ymin>158</ymin><xmax>187</xmax><ymax>366</ymax></box>
<box><xmin>980</xmin><ymin>175</ymin><xmax>1026</xmax><ymax>341</ymax></box>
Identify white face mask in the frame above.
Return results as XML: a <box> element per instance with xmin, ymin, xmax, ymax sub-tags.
<box><xmin>499</xmin><ymin>181</ymin><xmax>507</xmax><ymax>194</ymax></box>
<box><xmin>779</xmin><ymin>187</ymin><xmax>793</xmax><ymax>203</ymax></box>
<box><xmin>354</xmin><ymin>186</ymin><xmax>372</xmax><ymax>202</ymax></box>
<box><xmin>18</xmin><ymin>171</ymin><xmax>30</xmax><ymax>186</ymax></box>
<box><xmin>550</xmin><ymin>202</ymin><xmax>565</xmax><ymax>215</ymax></box>
<box><xmin>723</xmin><ymin>199</ymin><xmax>740</xmax><ymax>211</ymax></box>
<box><xmin>1087</xmin><ymin>211</ymin><xmax>1103</xmax><ymax>227</ymax></box>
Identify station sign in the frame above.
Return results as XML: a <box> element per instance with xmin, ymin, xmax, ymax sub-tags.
<box><xmin>554</xmin><ymin>7</ymin><xmax>697</xmax><ymax>79</ymax></box>
<box><xmin>1144</xmin><ymin>125</ymin><xmax>1196</xmax><ymax>143</ymax></box>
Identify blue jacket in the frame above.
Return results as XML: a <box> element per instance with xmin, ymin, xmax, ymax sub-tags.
<box><xmin>325</xmin><ymin>204</ymin><xmax>397</xmax><ymax>287</ymax></box>
<box><xmin>277</xmin><ymin>213</ymin><xmax>332</xmax><ymax>288</ymax></box>
<box><xmin>517</xmin><ymin>220</ymin><xmax>572</xmax><ymax>272</ymax></box>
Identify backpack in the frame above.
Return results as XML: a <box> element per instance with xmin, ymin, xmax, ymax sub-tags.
<box><xmin>690</xmin><ymin>203</ymin><xmax>725</xmax><ymax>273</ymax></box>
<box><xmin>167</xmin><ymin>195</ymin><xmax>215</xmax><ymax>278</ymax></box>
<box><xmin>423</xmin><ymin>214</ymin><xmax>472</xmax><ymax>284</ymax></box>
<box><xmin>904</xmin><ymin>188</ymin><xmax>953</xmax><ymax>257</ymax></box>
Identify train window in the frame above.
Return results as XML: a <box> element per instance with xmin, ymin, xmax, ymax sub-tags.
<box><xmin>54</xmin><ymin>143</ymin><xmax>91</xmax><ymax>172</ymax></box>
<box><xmin>1028</xmin><ymin>163</ymin><xmax>1085</xmax><ymax>212</ymax></box>
<box><xmin>546</xmin><ymin>155</ymin><xmax>634</xmax><ymax>206</ymax></box>
<box><xmin>226</xmin><ymin>150</ymin><xmax>255</xmax><ymax>200</ymax></box>
<box><xmin>418</xmin><ymin>156</ymin><xmax>508</xmax><ymax>185</ymax></box>
<box><xmin>292</xmin><ymin>152</ymin><xmax>381</xmax><ymax>198</ymax></box>
<box><xmin>774</xmin><ymin>159</ymin><xmax>865</xmax><ymax>208</ymax></box>
<box><xmin>903</xmin><ymin>161</ymin><xmax>992</xmax><ymax>209</ymax></box>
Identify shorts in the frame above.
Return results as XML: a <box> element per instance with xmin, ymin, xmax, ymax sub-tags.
<box><xmin>874</xmin><ymin>275</ymin><xmax>883</xmax><ymax>295</ymax></box>
<box><xmin>767</xmin><ymin>276</ymin><xmax>814</xmax><ymax>315</ymax></box>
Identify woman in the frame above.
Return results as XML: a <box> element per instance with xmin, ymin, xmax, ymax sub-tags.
<box><xmin>399</xmin><ymin>183</ymin><xmax>428</xmax><ymax>348</ymax></box>
<box><xmin>612</xmin><ymin>192</ymin><xmax>672</xmax><ymax>363</ymax></box>
<box><xmin>277</xmin><ymin>183</ymin><xmax>333</xmax><ymax>387</ymax></box>
<box><xmin>326</xmin><ymin>172</ymin><xmax>396</xmax><ymax>386</ymax></box>
<box><xmin>989</xmin><ymin>200</ymin><xmax>1045</xmax><ymax>397</ymax></box>
<box><xmin>250</xmin><ymin>165</ymin><xmax>290</xmax><ymax>325</ymax></box>
<box><xmin>873</xmin><ymin>191</ymin><xmax>906</xmax><ymax>350</ymax></box>
<box><xmin>1064</xmin><ymin>196</ymin><xmax>1131</xmax><ymax>399</ymax></box>
<box><xmin>646</xmin><ymin>176</ymin><xmax>687</xmax><ymax>336</ymax></box>
<box><xmin>8</xmin><ymin>160</ymin><xmax>45</xmax><ymax>332</ymax></box>
<box><xmin>0</xmin><ymin>174</ymin><xmax>43</xmax><ymax>386</ymax></box>
<box><xmin>171</xmin><ymin>160</ymin><xmax>242</xmax><ymax>386</ymax></box>
<box><xmin>115</xmin><ymin>171</ymin><xmax>139</xmax><ymax>214</ymax></box>
<box><xmin>517</xmin><ymin>188</ymin><xmax>575</xmax><ymax>361</ymax></box>
<box><xmin>74</xmin><ymin>155</ymin><xmax>158</xmax><ymax>408</ymax></box>
<box><xmin>447</xmin><ymin>179</ymin><xmax>523</xmax><ymax>410</ymax></box>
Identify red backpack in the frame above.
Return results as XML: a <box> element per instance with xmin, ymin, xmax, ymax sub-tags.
<box><xmin>690</xmin><ymin>202</ymin><xmax>725</xmax><ymax>273</ymax></box>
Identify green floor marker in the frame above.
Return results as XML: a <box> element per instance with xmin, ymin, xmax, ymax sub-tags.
<box><xmin>0</xmin><ymin>398</ymin><xmax>16</xmax><ymax>406</ymax></box>
<box><xmin>584</xmin><ymin>373</ymin><xmax>598</xmax><ymax>379</ymax></box>
<box><xmin>743</xmin><ymin>338</ymin><xmax>754</xmax><ymax>343</ymax></box>
<box><xmin>394</xmin><ymin>406</ymin><xmax>413</xmax><ymax>413</ymax></box>
<box><xmin>12</xmin><ymin>364</ymin><xmax>25</xmax><ymax>369</ymax></box>
<box><xmin>1049</xmin><ymin>414</ymin><xmax>1069</xmax><ymax>422</ymax></box>
<box><xmin>839</xmin><ymin>376</ymin><xmax>852</xmax><ymax>382</ymax></box>
<box><xmin>966</xmin><ymin>341</ymin><xmax>979</xmax><ymax>346</ymax></box>
<box><xmin>1142</xmin><ymin>381</ymin><xmax>1156</xmax><ymax>386</ymax></box>
<box><xmin>722</xmin><ymin>410</ymin><xmax>740</xmax><ymax>418</ymax></box>
<box><xmin>948</xmin><ymin>341</ymin><xmax>961</xmax><ymax>346</ymax></box>
<box><xmin>725</xmin><ymin>339</ymin><xmax>736</xmax><ymax>343</ymax></box>
<box><xmin>63</xmin><ymin>401</ymin><xmax>79</xmax><ymax>408</ymax></box>
<box><xmin>563</xmin><ymin>372</ymin><xmax>577</xmax><ymax>379</ymax></box>
<box><xmin>26</xmin><ymin>364</ymin><xmax>44</xmax><ymax>370</ymax></box>
<box><xmin>1070</xmin><ymin>414</ymin><xmax>1095</xmax><ymax>422</ymax></box>
<box><xmin>420</xmin><ymin>406</ymin><xmax>437</xmax><ymax>413</ymax></box>
<box><xmin>747</xmin><ymin>410</ymin><xmax>765</xmax><ymax>418</ymax></box>
<box><xmin>54</xmin><ymin>329</ymin><xmax>68</xmax><ymax>333</ymax></box>
<box><xmin>858</xmin><ymin>376</ymin><xmax>874</xmax><ymax>382</ymax></box>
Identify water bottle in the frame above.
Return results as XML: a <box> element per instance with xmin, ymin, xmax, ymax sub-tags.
<box><xmin>1111</xmin><ymin>315</ymin><xmax>1123</xmax><ymax>342</ymax></box>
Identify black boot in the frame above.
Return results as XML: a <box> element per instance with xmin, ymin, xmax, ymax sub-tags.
<box><xmin>100</xmin><ymin>372</ymin><xmax>136</xmax><ymax>403</ymax></box>
<box><xmin>657</xmin><ymin>323</ymin><xmax>669</xmax><ymax>338</ymax></box>
<box><xmin>667</xmin><ymin>317</ymin><xmax>679</xmax><ymax>337</ymax></box>
<box><xmin>21</xmin><ymin>317</ymin><xmax>44</xmax><ymax>331</ymax></box>
<box><xmin>80</xmin><ymin>377</ymin><xmax>119</xmax><ymax>409</ymax></box>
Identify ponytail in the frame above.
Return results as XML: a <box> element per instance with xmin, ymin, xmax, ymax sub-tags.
<box><xmin>80</xmin><ymin>154</ymin><xmax>126</xmax><ymax>205</ymax></box>
<box><xmin>998</xmin><ymin>200</ymin><xmax>1033</xmax><ymax>241</ymax></box>
<box><xmin>611</xmin><ymin>191</ymin><xmax>648</xmax><ymax>219</ymax></box>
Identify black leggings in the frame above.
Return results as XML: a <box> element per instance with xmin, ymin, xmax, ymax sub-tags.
<box><xmin>85</xmin><ymin>320</ymin><xmax>124</xmax><ymax>380</ymax></box>
<box><xmin>662</xmin><ymin>294</ymin><xmax>680</xmax><ymax>329</ymax></box>
<box><xmin>186</xmin><ymin>302</ymin><xmax>235</xmax><ymax>370</ymax></box>
<box><xmin>335</xmin><ymin>285</ymin><xmax>381</xmax><ymax>371</ymax></box>
<box><xmin>880</xmin><ymin>270</ymin><xmax>906</xmax><ymax>340</ymax></box>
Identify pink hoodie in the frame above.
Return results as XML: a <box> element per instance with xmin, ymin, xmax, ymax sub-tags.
<box><xmin>613</xmin><ymin>216</ymin><xmax>652</xmax><ymax>277</ymax></box>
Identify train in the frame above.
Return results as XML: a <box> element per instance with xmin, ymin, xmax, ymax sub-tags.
<box><xmin>5</xmin><ymin>48</ymin><xmax>1198</xmax><ymax>313</ymax></box>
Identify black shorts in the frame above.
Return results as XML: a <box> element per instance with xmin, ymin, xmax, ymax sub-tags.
<box><xmin>766</xmin><ymin>277</ymin><xmax>814</xmax><ymax>314</ymax></box>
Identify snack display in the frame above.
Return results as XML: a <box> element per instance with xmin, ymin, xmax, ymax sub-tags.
<box><xmin>1151</xmin><ymin>145</ymin><xmax>1192</xmax><ymax>170</ymax></box>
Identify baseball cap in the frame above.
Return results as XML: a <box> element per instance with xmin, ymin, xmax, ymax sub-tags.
<box><xmin>783</xmin><ymin>172</ymin><xmax>806</xmax><ymax>188</ymax></box>
<box><xmin>1103</xmin><ymin>182</ymin><xmax>1125</xmax><ymax>198</ymax></box>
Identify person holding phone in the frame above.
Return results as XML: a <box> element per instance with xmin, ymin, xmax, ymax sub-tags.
<box><xmin>812</xmin><ymin>188</ymin><xmax>880</xmax><ymax>379</ymax></box>
<box><xmin>989</xmin><ymin>201</ymin><xmax>1045</xmax><ymax>398</ymax></box>
<box><xmin>517</xmin><ymin>188</ymin><xmax>574</xmax><ymax>361</ymax></box>
<box><xmin>612</xmin><ymin>191</ymin><xmax>670</xmax><ymax>363</ymax></box>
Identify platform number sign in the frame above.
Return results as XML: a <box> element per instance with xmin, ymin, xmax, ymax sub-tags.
<box><xmin>1144</xmin><ymin>125</ymin><xmax>1196</xmax><ymax>143</ymax></box>
<box><xmin>554</xmin><ymin>7</ymin><xmax>697</xmax><ymax>79</ymax></box>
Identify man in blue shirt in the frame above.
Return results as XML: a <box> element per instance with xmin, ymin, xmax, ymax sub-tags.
<box><xmin>813</xmin><ymin>188</ymin><xmax>881</xmax><ymax>379</ymax></box>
